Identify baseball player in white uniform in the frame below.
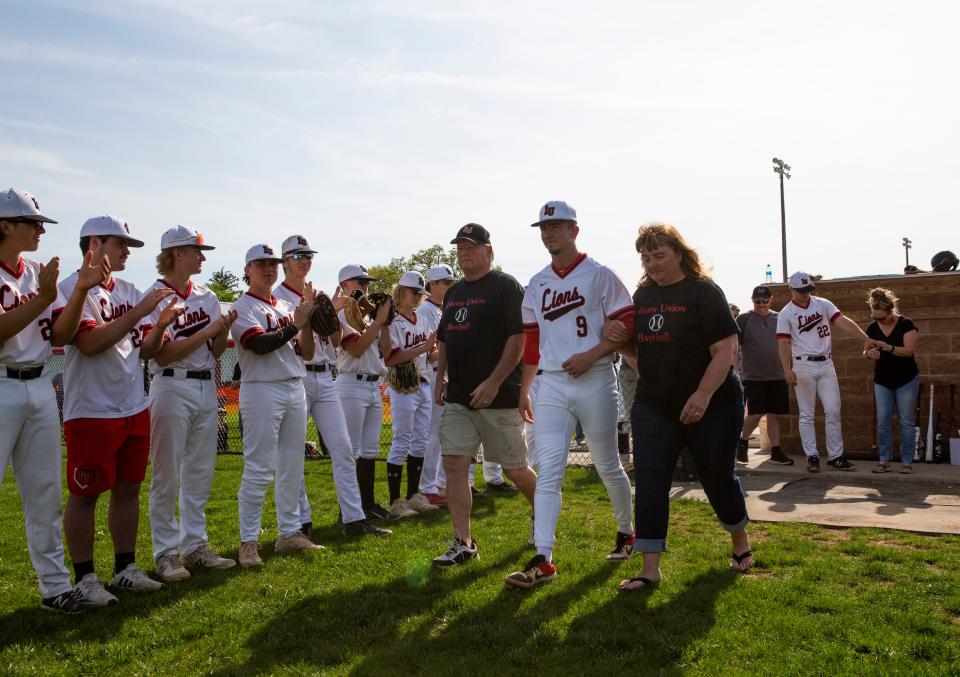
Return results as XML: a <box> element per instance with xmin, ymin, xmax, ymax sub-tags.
<box><xmin>60</xmin><ymin>216</ymin><xmax>179</xmax><ymax>606</ymax></box>
<box><xmin>378</xmin><ymin>271</ymin><xmax>439</xmax><ymax>517</ymax></box>
<box><xmin>230</xmin><ymin>243</ymin><xmax>321</xmax><ymax>567</ymax></box>
<box><xmin>507</xmin><ymin>200</ymin><xmax>635</xmax><ymax>589</ymax></box>
<box><xmin>336</xmin><ymin>265</ymin><xmax>392</xmax><ymax>520</ymax></box>
<box><xmin>275</xmin><ymin>236</ymin><xmax>390</xmax><ymax>538</ymax></box>
<box><xmin>0</xmin><ymin>189</ymin><xmax>109</xmax><ymax>613</ymax></box>
<box><xmin>145</xmin><ymin>226</ymin><xmax>238</xmax><ymax>582</ymax></box>
<box><xmin>777</xmin><ymin>271</ymin><xmax>872</xmax><ymax>473</ymax></box>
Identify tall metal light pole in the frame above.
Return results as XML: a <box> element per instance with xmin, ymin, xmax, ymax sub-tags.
<box><xmin>772</xmin><ymin>158</ymin><xmax>791</xmax><ymax>283</ymax></box>
<box><xmin>902</xmin><ymin>237</ymin><xmax>912</xmax><ymax>267</ymax></box>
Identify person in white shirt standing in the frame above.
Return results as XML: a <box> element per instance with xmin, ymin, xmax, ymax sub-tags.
<box><xmin>506</xmin><ymin>201</ymin><xmax>635</xmax><ymax>589</ymax></box>
<box><xmin>0</xmin><ymin>189</ymin><xmax>109</xmax><ymax>613</ymax></box>
<box><xmin>336</xmin><ymin>265</ymin><xmax>393</xmax><ymax>520</ymax></box>
<box><xmin>145</xmin><ymin>226</ymin><xmax>238</xmax><ymax>582</ymax></box>
<box><xmin>777</xmin><ymin>271</ymin><xmax>873</xmax><ymax>473</ymax></box>
<box><xmin>60</xmin><ymin>216</ymin><xmax>179</xmax><ymax>606</ymax></box>
<box><xmin>378</xmin><ymin>271</ymin><xmax>439</xmax><ymax>517</ymax></box>
<box><xmin>275</xmin><ymin>236</ymin><xmax>390</xmax><ymax>538</ymax></box>
<box><xmin>230</xmin><ymin>244</ymin><xmax>320</xmax><ymax>567</ymax></box>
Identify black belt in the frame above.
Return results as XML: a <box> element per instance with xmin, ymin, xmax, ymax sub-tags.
<box><xmin>537</xmin><ymin>369</ymin><xmax>543</xmax><ymax>375</ymax></box>
<box><xmin>355</xmin><ymin>373</ymin><xmax>379</xmax><ymax>382</ymax></box>
<box><xmin>5</xmin><ymin>365</ymin><xmax>44</xmax><ymax>380</ymax></box>
<box><xmin>161</xmin><ymin>368</ymin><xmax>212</xmax><ymax>379</ymax></box>
<box><xmin>306</xmin><ymin>364</ymin><xmax>329</xmax><ymax>373</ymax></box>
<box><xmin>795</xmin><ymin>356</ymin><xmax>828</xmax><ymax>362</ymax></box>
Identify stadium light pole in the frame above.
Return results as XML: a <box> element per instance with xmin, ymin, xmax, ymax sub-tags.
<box><xmin>902</xmin><ymin>237</ymin><xmax>912</xmax><ymax>267</ymax></box>
<box><xmin>772</xmin><ymin>158</ymin><xmax>791</xmax><ymax>283</ymax></box>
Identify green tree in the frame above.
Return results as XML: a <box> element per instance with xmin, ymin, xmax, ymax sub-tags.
<box><xmin>367</xmin><ymin>245</ymin><xmax>462</xmax><ymax>295</ymax></box>
<box><xmin>207</xmin><ymin>267</ymin><xmax>242</xmax><ymax>302</ymax></box>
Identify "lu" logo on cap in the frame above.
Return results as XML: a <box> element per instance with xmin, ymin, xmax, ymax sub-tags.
<box><xmin>543</xmin><ymin>204</ymin><xmax>555</xmax><ymax>216</ymax></box>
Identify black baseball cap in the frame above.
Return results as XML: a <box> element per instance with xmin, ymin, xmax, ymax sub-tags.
<box><xmin>450</xmin><ymin>223</ymin><xmax>491</xmax><ymax>245</ymax></box>
<box><xmin>751</xmin><ymin>285</ymin><xmax>772</xmax><ymax>300</ymax></box>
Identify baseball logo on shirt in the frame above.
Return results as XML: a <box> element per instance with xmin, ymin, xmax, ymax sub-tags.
<box><xmin>454</xmin><ymin>307</ymin><xmax>468</xmax><ymax>323</ymax></box>
<box><xmin>73</xmin><ymin>467</ymin><xmax>94</xmax><ymax>490</ymax></box>
<box><xmin>649</xmin><ymin>314</ymin><xmax>665</xmax><ymax>331</ymax></box>
<box><xmin>541</xmin><ymin>286</ymin><xmax>585</xmax><ymax>321</ymax></box>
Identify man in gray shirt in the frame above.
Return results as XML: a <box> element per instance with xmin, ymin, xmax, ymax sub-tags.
<box><xmin>735</xmin><ymin>286</ymin><xmax>794</xmax><ymax>465</ymax></box>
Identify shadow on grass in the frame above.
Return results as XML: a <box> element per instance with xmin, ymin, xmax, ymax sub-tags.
<box><xmin>0</xmin><ymin>562</ymin><xmax>237</xmax><ymax>649</ymax></box>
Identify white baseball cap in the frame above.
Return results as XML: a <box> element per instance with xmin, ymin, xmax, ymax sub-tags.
<box><xmin>80</xmin><ymin>215</ymin><xmax>144</xmax><ymax>247</ymax></box>
<box><xmin>531</xmin><ymin>200</ymin><xmax>577</xmax><ymax>227</ymax></box>
<box><xmin>338</xmin><ymin>264</ymin><xmax>376</xmax><ymax>283</ymax></box>
<box><xmin>244</xmin><ymin>243</ymin><xmax>283</xmax><ymax>264</ymax></box>
<box><xmin>161</xmin><ymin>225</ymin><xmax>215</xmax><ymax>251</ymax></box>
<box><xmin>398</xmin><ymin>270</ymin><xmax>428</xmax><ymax>295</ymax></box>
<box><xmin>281</xmin><ymin>234</ymin><xmax>317</xmax><ymax>256</ymax></box>
<box><xmin>788</xmin><ymin>271</ymin><xmax>816</xmax><ymax>291</ymax></box>
<box><xmin>0</xmin><ymin>188</ymin><xmax>57</xmax><ymax>224</ymax></box>
<box><xmin>426</xmin><ymin>264</ymin><xmax>455</xmax><ymax>283</ymax></box>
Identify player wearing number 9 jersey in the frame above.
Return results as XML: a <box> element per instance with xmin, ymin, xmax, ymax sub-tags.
<box><xmin>507</xmin><ymin>200</ymin><xmax>636</xmax><ymax>589</ymax></box>
<box><xmin>58</xmin><ymin>215</ymin><xmax>178</xmax><ymax>607</ymax></box>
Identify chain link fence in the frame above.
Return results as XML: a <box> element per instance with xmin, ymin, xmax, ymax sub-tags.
<box><xmin>47</xmin><ymin>349</ymin><xmax>637</xmax><ymax>468</ymax></box>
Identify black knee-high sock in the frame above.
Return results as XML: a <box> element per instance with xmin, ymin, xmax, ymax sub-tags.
<box><xmin>406</xmin><ymin>456</ymin><xmax>424</xmax><ymax>499</ymax></box>
<box><xmin>356</xmin><ymin>458</ymin><xmax>376</xmax><ymax>508</ymax></box>
<box><xmin>387</xmin><ymin>462</ymin><xmax>404</xmax><ymax>504</ymax></box>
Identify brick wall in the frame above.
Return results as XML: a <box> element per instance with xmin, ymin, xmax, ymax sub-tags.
<box><xmin>765</xmin><ymin>271</ymin><xmax>960</xmax><ymax>460</ymax></box>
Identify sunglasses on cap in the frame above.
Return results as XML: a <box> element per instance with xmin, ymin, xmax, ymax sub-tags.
<box><xmin>286</xmin><ymin>252</ymin><xmax>314</xmax><ymax>261</ymax></box>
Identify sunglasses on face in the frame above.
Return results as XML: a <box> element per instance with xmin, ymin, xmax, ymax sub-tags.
<box><xmin>351</xmin><ymin>278</ymin><xmax>371</xmax><ymax>285</ymax></box>
<box><xmin>287</xmin><ymin>252</ymin><xmax>314</xmax><ymax>261</ymax></box>
<box><xmin>753</xmin><ymin>297</ymin><xmax>771</xmax><ymax>303</ymax></box>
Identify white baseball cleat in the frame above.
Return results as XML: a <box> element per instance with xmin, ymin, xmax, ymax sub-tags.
<box><xmin>72</xmin><ymin>573</ymin><xmax>118</xmax><ymax>607</ymax></box>
<box><xmin>111</xmin><ymin>564</ymin><xmax>164</xmax><ymax>592</ymax></box>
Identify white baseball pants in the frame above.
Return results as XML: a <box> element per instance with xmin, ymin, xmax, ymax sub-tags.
<box><xmin>794</xmin><ymin>359</ymin><xmax>843</xmax><ymax>459</ymax></box>
<box><xmin>298</xmin><ymin>370</ymin><xmax>365</xmax><ymax>525</ymax></box>
<box><xmin>336</xmin><ymin>376</ymin><xmax>383</xmax><ymax>460</ymax></box>
<box><xmin>0</xmin><ymin>375</ymin><xmax>72</xmax><ymax>598</ymax></box>
<box><xmin>532</xmin><ymin>365</ymin><xmax>634</xmax><ymax>553</ymax></box>
<box><xmin>387</xmin><ymin>381</ymin><xmax>431</xmax><ymax>464</ymax></box>
<box><xmin>148</xmin><ymin>374</ymin><xmax>219</xmax><ymax>560</ymax></box>
<box><xmin>238</xmin><ymin>379</ymin><xmax>307</xmax><ymax>541</ymax></box>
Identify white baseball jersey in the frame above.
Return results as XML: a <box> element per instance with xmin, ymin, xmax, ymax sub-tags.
<box><xmin>274</xmin><ymin>282</ymin><xmax>338</xmax><ymax>366</ymax></box>
<box><xmin>776</xmin><ymin>295</ymin><xmax>843</xmax><ymax>357</ymax></box>
<box><xmin>387</xmin><ymin>310</ymin><xmax>431</xmax><ymax>374</ymax></box>
<box><xmin>521</xmin><ymin>254</ymin><xmax>634</xmax><ymax>372</ymax></box>
<box><xmin>0</xmin><ymin>257</ymin><xmax>67</xmax><ymax>367</ymax></box>
<box><xmin>416</xmin><ymin>299</ymin><xmax>442</xmax><ymax>382</ymax></box>
<box><xmin>145</xmin><ymin>279</ymin><xmax>222</xmax><ymax>374</ymax></box>
<box><xmin>336</xmin><ymin>308</ymin><xmax>386</xmax><ymax>376</ymax></box>
<box><xmin>230</xmin><ymin>291</ymin><xmax>306</xmax><ymax>382</ymax></box>
<box><xmin>58</xmin><ymin>272</ymin><xmax>149</xmax><ymax>421</ymax></box>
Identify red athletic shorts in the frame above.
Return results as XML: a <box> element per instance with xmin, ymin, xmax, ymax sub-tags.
<box><xmin>64</xmin><ymin>410</ymin><xmax>151</xmax><ymax>496</ymax></box>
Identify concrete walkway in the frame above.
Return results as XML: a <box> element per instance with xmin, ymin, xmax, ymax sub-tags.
<box><xmin>671</xmin><ymin>447</ymin><xmax>960</xmax><ymax>535</ymax></box>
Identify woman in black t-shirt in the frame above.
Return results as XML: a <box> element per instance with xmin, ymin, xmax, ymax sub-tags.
<box><xmin>605</xmin><ymin>223</ymin><xmax>752</xmax><ymax>591</ymax></box>
<box><xmin>864</xmin><ymin>288</ymin><xmax>920</xmax><ymax>474</ymax></box>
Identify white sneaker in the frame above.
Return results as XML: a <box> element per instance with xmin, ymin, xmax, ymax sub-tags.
<box><xmin>111</xmin><ymin>563</ymin><xmax>164</xmax><ymax>592</ymax></box>
<box><xmin>155</xmin><ymin>554</ymin><xmax>191</xmax><ymax>582</ymax></box>
<box><xmin>389</xmin><ymin>498</ymin><xmax>418</xmax><ymax>519</ymax></box>
<box><xmin>275</xmin><ymin>532</ymin><xmax>325</xmax><ymax>553</ymax></box>
<box><xmin>405</xmin><ymin>492</ymin><xmax>440</xmax><ymax>512</ymax></box>
<box><xmin>183</xmin><ymin>544</ymin><xmax>236</xmax><ymax>570</ymax></box>
<box><xmin>73</xmin><ymin>573</ymin><xmax>118</xmax><ymax>607</ymax></box>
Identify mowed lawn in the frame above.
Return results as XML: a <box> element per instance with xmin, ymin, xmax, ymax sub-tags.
<box><xmin>1</xmin><ymin>456</ymin><xmax>958</xmax><ymax>675</ymax></box>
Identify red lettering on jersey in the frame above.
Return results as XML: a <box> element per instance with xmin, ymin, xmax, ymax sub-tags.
<box><xmin>404</xmin><ymin>330</ymin><xmax>427</xmax><ymax>349</ymax></box>
<box><xmin>541</xmin><ymin>286</ymin><xmax>586</xmax><ymax>321</ymax></box>
<box><xmin>100</xmin><ymin>297</ymin><xmax>133</xmax><ymax>321</ymax></box>
<box><xmin>264</xmin><ymin>312</ymin><xmax>294</xmax><ymax>332</ymax></box>
<box><xmin>796</xmin><ymin>311</ymin><xmax>824</xmax><ymax>334</ymax></box>
<box><xmin>0</xmin><ymin>284</ymin><xmax>37</xmax><ymax>311</ymax></box>
<box><xmin>171</xmin><ymin>306</ymin><xmax>212</xmax><ymax>339</ymax></box>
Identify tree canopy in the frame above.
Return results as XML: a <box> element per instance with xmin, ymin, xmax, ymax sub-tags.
<box><xmin>207</xmin><ymin>267</ymin><xmax>242</xmax><ymax>302</ymax></box>
<box><xmin>367</xmin><ymin>244</ymin><xmax>461</xmax><ymax>295</ymax></box>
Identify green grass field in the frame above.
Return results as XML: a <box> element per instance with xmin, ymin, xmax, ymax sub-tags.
<box><xmin>1</xmin><ymin>456</ymin><xmax>958</xmax><ymax>675</ymax></box>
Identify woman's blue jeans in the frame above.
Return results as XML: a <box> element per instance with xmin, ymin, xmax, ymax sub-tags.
<box><xmin>631</xmin><ymin>396</ymin><xmax>749</xmax><ymax>553</ymax></box>
<box><xmin>875</xmin><ymin>374</ymin><xmax>919</xmax><ymax>463</ymax></box>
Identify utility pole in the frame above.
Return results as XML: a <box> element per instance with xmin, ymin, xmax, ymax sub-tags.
<box><xmin>902</xmin><ymin>237</ymin><xmax>912</xmax><ymax>267</ymax></box>
<box><xmin>772</xmin><ymin>158</ymin><xmax>791</xmax><ymax>283</ymax></box>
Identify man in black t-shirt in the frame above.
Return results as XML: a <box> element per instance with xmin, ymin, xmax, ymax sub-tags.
<box><xmin>431</xmin><ymin>223</ymin><xmax>537</xmax><ymax>568</ymax></box>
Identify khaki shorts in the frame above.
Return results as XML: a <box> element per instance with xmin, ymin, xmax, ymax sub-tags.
<box><xmin>439</xmin><ymin>403</ymin><xmax>528</xmax><ymax>470</ymax></box>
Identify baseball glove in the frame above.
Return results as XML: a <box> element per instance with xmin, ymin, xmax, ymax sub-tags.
<box><xmin>310</xmin><ymin>292</ymin><xmax>341</xmax><ymax>342</ymax></box>
<box><xmin>367</xmin><ymin>291</ymin><xmax>395</xmax><ymax>325</ymax></box>
<box><xmin>388</xmin><ymin>361</ymin><xmax>421</xmax><ymax>394</ymax></box>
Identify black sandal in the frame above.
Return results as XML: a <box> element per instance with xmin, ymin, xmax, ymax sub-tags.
<box><xmin>618</xmin><ymin>575</ymin><xmax>660</xmax><ymax>592</ymax></box>
<box><xmin>730</xmin><ymin>549</ymin><xmax>753</xmax><ymax>572</ymax></box>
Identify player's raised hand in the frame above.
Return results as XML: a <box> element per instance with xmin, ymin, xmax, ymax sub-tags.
<box><xmin>157</xmin><ymin>297</ymin><xmax>186</xmax><ymax>328</ymax></box>
<box><xmin>293</xmin><ymin>298</ymin><xmax>315</xmax><ymax>329</ymax></box>
<box><xmin>38</xmin><ymin>256</ymin><xmax>61</xmax><ymax>303</ymax></box>
<box><xmin>303</xmin><ymin>281</ymin><xmax>316</xmax><ymax>302</ymax></box>
<box><xmin>135</xmin><ymin>287</ymin><xmax>176</xmax><ymax>316</ymax></box>
<box><xmin>373</xmin><ymin>297</ymin><xmax>392</xmax><ymax>326</ymax></box>
<box><xmin>330</xmin><ymin>285</ymin><xmax>347</xmax><ymax>311</ymax></box>
<box><xmin>76</xmin><ymin>249</ymin><xmax>110</xmax><ymax>291</ymax></box>
<box><xmin>423</xmin><ymin>331</ymin><xmax>437</xmax><ymax>353</ymax></box>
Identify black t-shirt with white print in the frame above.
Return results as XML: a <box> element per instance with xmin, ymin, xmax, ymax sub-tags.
<box><xmin>436</xmin><ymin>270</ymin><xmax>524</xmax><ymax>409</ymax></box>
<box><xmin>632</xmin><ymin>276</ymin><xmax>741</xmax><ymax>418</ymax></box>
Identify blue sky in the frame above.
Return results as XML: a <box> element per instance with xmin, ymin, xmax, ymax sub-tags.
<box><xmin>3</xmin><ymin>1</ymin><xmax>957</xmax><ymax>304</ymax></box>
